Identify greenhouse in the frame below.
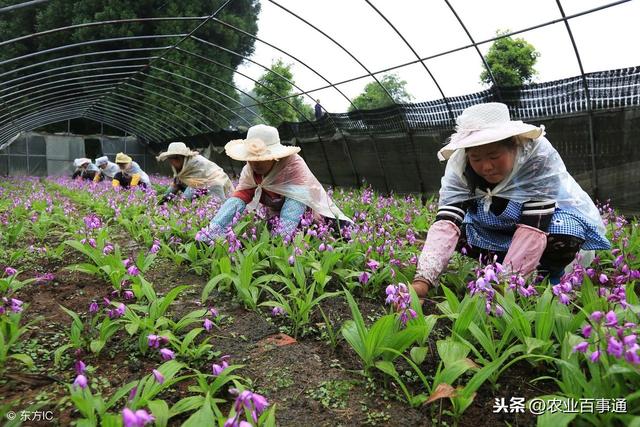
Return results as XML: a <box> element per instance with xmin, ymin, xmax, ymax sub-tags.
<box><xmin>0</xmin><ymin>1</ymin><xmax>639</xmax><ymax>426</ymax></box>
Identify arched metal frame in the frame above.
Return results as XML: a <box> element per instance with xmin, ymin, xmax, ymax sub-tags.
<box><xmin>0</xmin><ymin>0</ymin><xmax>631</xmax><ymax>173</ymax></box>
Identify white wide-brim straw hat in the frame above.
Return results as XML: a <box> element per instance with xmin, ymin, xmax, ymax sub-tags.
<box><xmin>438</xmin><ymin>102</ymin><xmax>544</xmax><ymax>161</ymax></box>
<box><xmin>157</xmin><ymin>142</ymin><xmax>199</xmax><ymax>161</ymax></box>
<box><xmin>225</xmin><ymin>124</ymin><xmax>300</xmax><ymax>162</ymax></box>
<box><xmin>73</xmin><ymin>158</ymin><xmax>91</xmax><ymax>168</ymax></box>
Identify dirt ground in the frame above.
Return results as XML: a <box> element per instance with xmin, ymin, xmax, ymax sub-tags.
<box><xmin>1</xmin><ymin>241</ymin><xmax>555</xmax><ymax>426</ymax></box>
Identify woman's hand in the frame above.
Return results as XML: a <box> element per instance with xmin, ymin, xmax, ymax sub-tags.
<box><xmin>411</xmin><ymin>277</ymin><xmax>431</xmax><ymax>300</ymax></box>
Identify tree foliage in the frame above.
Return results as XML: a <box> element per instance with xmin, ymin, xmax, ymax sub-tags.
<box><xmin>253</xmin><ymin>59</ymin><xmax>313</xmax><ymax>126</ymax></box>
<box><xmin>480</xmin><ymin>30</ymin><xmax>540</xmax><ymax>87</ymax></box>
<box><xmin>348</xmin><ymin>73</ymin><xmax>413</xmax><ymax>112</ymax></box>
<box><xmin>0</xmin><ymin>0</ymin><xmax>261</xmax><ymax>138</ymax></box>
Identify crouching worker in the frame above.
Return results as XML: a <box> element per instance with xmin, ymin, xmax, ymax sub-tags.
<box><xmin>411</xmin><ymin>103</ymin><xmax>610</xmax><ymax>301</ymax></box>
<box><xmin>95</xmin><ymin>156</ymin><xmax>120</xmax><ymax>182</ymax></box>
<box><xmin>196</xmin><ymin>124</ymin><xmax>351</xmax><ymax>245</ymax></box>
<box><xmin>72</xmin><ymin>158</ymin><xmax>100</xmax><ymax>181</ymax></box>
<box><xmin>156</xmin><ymin>142</ymin><xmax>234</xmax><ymax>204</ymax></box>
<box><xmin>112</xmin><ymin>152</ymin><xmax>150</xmax><ymax>189</ymax></box>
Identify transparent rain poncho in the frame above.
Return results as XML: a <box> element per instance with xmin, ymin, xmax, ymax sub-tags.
<box><xmin>438</xmin><ymin>136</ymin><xmax>605</xmax><ymax>235</ymax></box>
<box><xmin>173</xmin><ymin>154</ymin><xmax>233</xmax><ymax>193</ymax></box>
<box><xmin>121</xmin><ymin>161</ymin><xmax>150</xmax><ymax>185</ymax></box>
<box><xmin>235</xmin><ymin>154</ymin><xmax>352</xmax><ymax>222</ymax></box>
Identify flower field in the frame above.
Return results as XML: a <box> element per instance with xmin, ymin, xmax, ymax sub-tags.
<box><xmin>0</xmin><ymin>177</ymin><xmax>639</xmax><ymax>426</ymax></box>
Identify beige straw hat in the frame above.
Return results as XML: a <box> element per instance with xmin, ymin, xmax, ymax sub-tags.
<box><xmin>115</xmin><ymin>152</ymin><xmax>133</xmax><ymax>164</ymax></box>
<box><xmin>225</xmin><ymin>124</ymin><xmax>300</xmax><ymax>162</ymax></box>
<box><xmin>156</xmin><ymin>142</ymin><xmax>199</xmax><ymax>161</ymax></box>
<box><xmin>438</xmin><ymin>102</ymin><xmax>544</xmax><ymax>161</ymax></box>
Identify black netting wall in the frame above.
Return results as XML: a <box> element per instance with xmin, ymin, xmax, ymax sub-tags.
<box><xmin>173</xmin><ymin>67</ymin><xmax>640</xmax><ymax>216</ymax></box>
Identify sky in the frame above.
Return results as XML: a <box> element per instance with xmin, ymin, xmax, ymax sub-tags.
<box><xmin>234</xmin><ymin>0</ymin><xmax>640</xmax><ymax>114</ymax></box>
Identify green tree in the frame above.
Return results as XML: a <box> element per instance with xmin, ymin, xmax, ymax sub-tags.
<box><xmin>480</xmin><ymin>30</ymin><xmax>540</xmax><ymax>87</ymax></box>
<box><xmin>348</xmin><ymin>73</ymin><xmax>413</xmax><ymax>112</ymax></box>
<box><xmin>0</xmin><ymin>0</ymin><xmax>261</xmax><ymax>137</ymax></box>
<box><xmin>253</xmin><ymin>59</ymin><xmax>313</xmax><ymax>126</ymax></box>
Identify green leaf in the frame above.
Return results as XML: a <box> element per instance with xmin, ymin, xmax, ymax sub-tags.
<box><xmin>410</xmin><ymin>346</ymin><xmax>428</xmax><ymax>364</ymax></box>
<box><xmin>10</xmin><ymin>353</ymin><xmax>34</xmax><ymax>368</ymax></box>
<box><xmin>158</xmin><ymin>285</ymin><xmax>190</xmax><ymax>316</ymax></box>
<box><xmin>181</xmin><ymin>393</ymin><xmax>215</xmax><ymax>427</ymax></box>
<box><xmin>125</xmin><ymin>323</ymin><xmax>139</xmax><ymax>335</ymax></box>
<box><xmin>169</xmin><ymin>396</ymin><xmax>205</xmax><ymax>417</ymax></box>
<box><xmin>148</xmin><ymin>399</ymin><xmax>170</xmax><ymax>427</ymax></box>
<box><xmin>453</xmin><ymin>296</ymin><xmax>480</xmax><ymax>337</ymax></box>
<box><xmin>532</xmin><ymin>395</ymin><xmax>578</xmax><ymax>427</ymax></box>
<box><xmin>90</xmin><ymin>339</ymin><xmax>105</xmax><ymax>354</ymax></box>
<box><xmin>437</xmin><ymin>339</ymin><xmax>470</xmax><ymax>367</ymax></box>
<box><xmin>534</xmin><ymin>287</ymin><xmax>554</xmax><ymax>342</ymax></box>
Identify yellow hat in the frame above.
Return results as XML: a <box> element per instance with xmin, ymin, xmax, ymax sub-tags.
<box><xmin>115</xmin><ymin>152</ymin><xmax>132</xmax><ymax>164</ymax></box>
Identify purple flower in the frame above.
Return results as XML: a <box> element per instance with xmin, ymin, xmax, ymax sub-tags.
<box><xmin>149</xmin><ymin>240</ymin><xmax>161</xmax><ymax>254</ymax></box>
<box><xmin>4</xmin><ymin>267</ymin><xmax>17</xmax><ymax>276</ymax></box>
<box><xmin>108</xmin><ymin>303</ymin><xmax>126</xmax><ymax>319</ymax></box>
<box><xmin>152</xmin><ymin>369</ymin><xmax>164</xmax><ymax>384</ymax></box>
<box><xmin>582</xmin><ymin>324</ymin><xmax>592</xmax><ymax>338</ymax></box>
<box><xmin>122</xmin><ymin>409</ymin><xmax>138</xmax><ymax>427</ymax></box>
<box><xmin>209</xmin><ymin>307</ymin><xmax>219</xmax><ymax>318</ymax></box>
<box><xmin>122</xmin><ymin>408</ymin><xmax>155</xmax><ymax>427</ymax></box>
<box><xmin>83</xmin><ymin>214</ymin><xmax>102</xmax><ymax>230</ymax></box>
<box><xmin>203</xmin><ymin>318</ymin><xmax>214</xmax><ymax>331</ymax></box>
<box><xmin>604</xmin><ymin>310</ymin><xmax>618</xmax><ymax>326</ymax></box>
<box><xmin>147</xmin><ymin>334</ymin><xmax>168</xmax><ymax>348</ymax></box>
<box><xmin>10</xmin><ymin>298</ymin><xmax>23</xmax><ymax>313</ymax></box>
<box><xmin>288</xmin><ymin>255</ymin><xmax>295</xmax><ymax>265</ymax></box>
<box><xmin>572</xmin><ymin>341</ymin><xmax>589</xmax><ymax>353</ymax></box>
<box><xmin>358</xmin><ymin>271</ymin><xmax>370</xmax><ymax>285</ymax></box>
<box><xmin>103</xmin><ymin>244</ymin><xmax>114</xmax><ymax>255</ymax></box>
<box><xmin>147</xmin><ymin>334</ymin><xmax>160</xmax><ymax>348</ymax></box>
<box><xmin>127</xmin><ymin>265</ymin><xmax>140</xmax><ymax>276</ymax></box>
<box><xmin>134</xmin><ymin>410</ymin><xmax>154</xmax><ymax>426</ymax></box>
<box><xmin>590</xmin><ymin>311</ymin><xmax>604</xmax><ymax>322</ymax></box>
<box><xmin>212</xmin><ymin>355</ymin><xmax>230</xmax><ymax>376</ymax></box>
<box><xmin>367</xmin><ymin>259</ymin><xmax>380</xmax><ymax>271</ymax></box>
<box><xmin>73</xmin><ymin>374</ymin><xmax>88</xmax><ymax>389</ymax></box>
<box><xmin>123</xmin><ymin>290</ymin><xmax>134</xmax><ymax>300</ymax></box>
<box><xmin>35</xmin><ymin>272</ymin><xmax>55</xmax><ymax>283</ymax></box>
<box><xmin>75</xmin><ymin>360</ymin><xmax>86</xmax><ymax>375</ymax></box>
<box><xmin>228</xmin><ymin>389</ymin><xmax>269</xmax><ymax>425</ymax></box>
<box><xmin>589</xmin><ymin>350</ymin><xmax>601</xmax><ymax>362</ymax></box>
<box><xmin>318</xmin><ymin>243</ymin><xmax>326</xmax><ymax>252</ymax></box>
<box><xmin>385</xmin><ymin>283</ymin><xmax>416</xmax><ymax>327</ymax></box>
<box><xmin>625</xmin><ymin>345</ymin><xmax>640</xmax><ymax>364</ymax></box>
<box><xmin>599</xmin><ymin>273</ymin><xmax>608</xmax><ymax>284</ymax></box>
<box><xmin>607</xmin><ymin>337</ymin><xmax>624</xmax><ymax>358</ymax></box>
<box><xmin>623</xmin><ymin>335</ymin><xmax>637</xmax><ymax>346</ymax></box>
<box><xmin>159</xmin><ymin>348</ymin><xmax>175</xmax><ymax>361</ymax></box>
<box><xmin>494</xmin><ymin>305</ymin><xmax>504</xmax><ymax>317</ymax></box>
<box><xmin>271</xmin><ymin>306</ymin><xmax>285</xmax><ymax>317</ymax></box>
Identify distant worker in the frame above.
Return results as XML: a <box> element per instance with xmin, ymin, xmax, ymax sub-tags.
<box><xmin>314</xmin><ymin>99</ymin><xmax>324</xmax><ymax>120</ymax></box>
<box><xmin>95</xmin><ymin>156</ymin><xmax>120</xmax><ymax>181</ymax></box>
<box><xmin>112</xmin><ymin>152</ymin><xmax>150</xmax><ymax>189</ymax></box>
<box><xmin>71</xmin><ymin>158</ymin><xmax>100</xmax><ymax>181</ymax></box>
<box><xmin>156</xmin><ymin>142</ymin><xmax>234</xmax><ymax>204</ymax></box>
